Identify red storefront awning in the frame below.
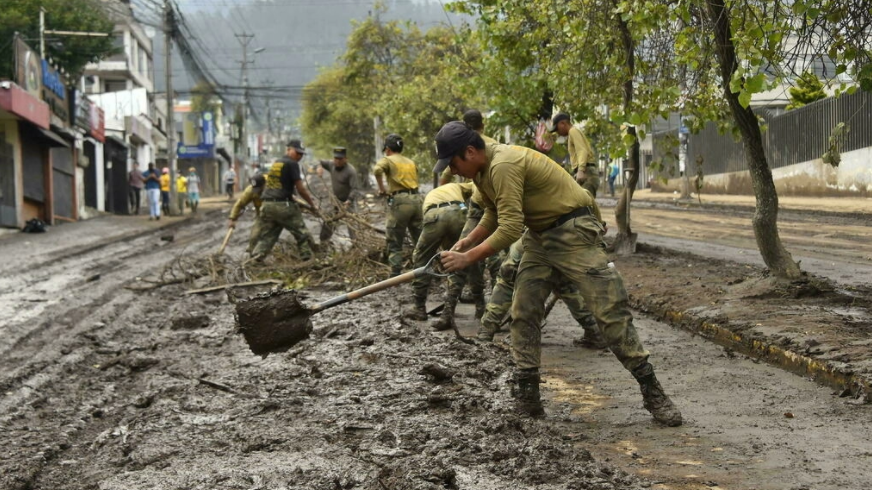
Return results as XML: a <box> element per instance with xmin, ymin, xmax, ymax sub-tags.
<box><xmin>0</xmin><ymin>81</ymin><xmax>50</xmax><ymax>129</ymax></box>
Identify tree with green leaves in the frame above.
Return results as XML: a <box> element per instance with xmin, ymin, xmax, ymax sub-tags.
<box><xmin>451</xmin><ymin>0</ymin><xmax>687</xmax><ymax>253</ymax></box>
<box><xmin>676</xmin><ymin>0</ymin><xmax>872</xmax><ymax>279</ymax></box>
<box><xmin>0</xmin><ymin>0</ymin><xmax>115</xmax><ymax>80</ymax></box>
<box><xmin>786</xmin><ymin>71</ymin><xmax>827</xmax><ymax>110</ymax></box>
<box><xmin>190</xmin><ymin>80</ymin><xmax>220</xmax><ymax>114</ymax></box>
<box><xmin>300</xmin><ymin>5</ymin><xmax>484</xmax><ymax>183</ymax></box>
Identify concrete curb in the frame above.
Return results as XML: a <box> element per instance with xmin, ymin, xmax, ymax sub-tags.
<box><xmin>630</xmin><ymin>294</ymin><xmax>871</xmax><ymax>403</ymax></box>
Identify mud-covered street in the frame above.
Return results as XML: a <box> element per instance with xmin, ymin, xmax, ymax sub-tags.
<box><xmin>1</xmin><ymin>197</ymin><xmax>872</xmax><ymax>489</ymax></box>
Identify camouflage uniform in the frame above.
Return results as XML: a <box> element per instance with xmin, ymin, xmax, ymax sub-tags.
<box><xmin>229</xmin><ymin>183</ymin><xmax>264</xmax><ymax>254</ymax></box>
<box><xmin>374</xmin><ymin>152</ymin><xmax>423</xmax><ymax>276</ymax></box>
<box><xmin>252</xmin><ymin>157</ymin><xmax>315</xmax><ymax>260</ymax></box>
<box><xmin>477</xmin><ymin>238</ymin><xmax>601</xmax><ymax>343</ymax></box>
<box><xmin>436</xmin><ymin>133</ymin><xmax>679</xmax><ymax>424</ymax></box>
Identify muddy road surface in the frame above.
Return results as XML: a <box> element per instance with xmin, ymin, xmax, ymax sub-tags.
<box><xmin>2</xmin><ymin>201</ymin><xmax>872</xmax><ymax>489</ymax></box>
<box><xmin>600</xmin><ymin>198</ymin><xmax>872</xmax><ymax>286</ymax></box>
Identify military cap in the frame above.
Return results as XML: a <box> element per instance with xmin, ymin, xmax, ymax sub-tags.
<box><xmin>383</xmin><ymin>134</ymin><xmax>404</xmax><ymax>153</ymax></box>
<box><xmin>333</xmin><ymin>146</ymin><xmax>347</xmax><ymax>158</ymax></box>
<box><xmin>551</xmin><ymin>112</ymin><xmax>571</xmax><ymax>130</ymax></box>
<box><xmin>286</xmin><ymin>139</ymin><xmax>306</xmax><ymax>154</ymax></box>
<box><xmin>434</xmin><ymin>121</ymin><xmax>478</xmax><ymax>175</ymax></box>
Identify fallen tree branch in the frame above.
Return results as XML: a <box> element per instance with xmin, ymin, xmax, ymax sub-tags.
<box><xmin>184</xmin><ymin>279</ymin><xmax>283</xmax><ymax>295</ymax></box>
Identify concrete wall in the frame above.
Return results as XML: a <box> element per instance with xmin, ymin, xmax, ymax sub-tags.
<box><xmin>654</xmin><ymin>147</ymin><xmax>872</xmax><ymax>197</ymax></box>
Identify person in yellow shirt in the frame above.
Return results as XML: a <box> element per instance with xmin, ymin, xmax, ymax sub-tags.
<box><xmin>434</xmin><ymin>121</ymin><xmax>681</xmax><ymax>426</ymax></box>
<box><xmin>228</xmin><ymin>174</ymin><xmax>266</xmax><ymax>254</ymax></box>
<box><xmin>373</xmin><ymin>133</ymin><xmax>422</xmax><ymax>277</ymax></box>
<box><xmin>552</xmin><ymin>112</ymin><xmax>600</xmax><ymax>196</ymax></box>
<box><xmin>159</xmin><ymin>167</ymin><xmax>171</xmax><ymax>216</ymax></box>
<box><xmin>175</xmin><ymin>172</ymin><xmax>188</xmax><ymax>215</ymax></box>
<box><xmin>403</xmin><ymin>182</ymin><xmax>475</xmax><ymax>325</ymax></box>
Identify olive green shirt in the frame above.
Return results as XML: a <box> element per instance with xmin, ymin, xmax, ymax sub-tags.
<box><xmin>229</xmin><ymin>184</ymin><xmax>264</xmax><ymax>220</ymax></box>
<box><xmin>474</xmin><ymin>143</ymin><xmax>600</xmax><ymax>252</ymax></box>
<box><xmin>374</xmin><ymin>154</ymin><xmax>419</xmax><ymax>193</ymax></box>
<box><xmin>423</xmin><ymin>182</ymin><xmax>475</xmax><ymax>209</ymax></box>
<box><xmin>567</xmin><ymin>125</ymin><xmax>595</xmax><ymax>174</ymax></box>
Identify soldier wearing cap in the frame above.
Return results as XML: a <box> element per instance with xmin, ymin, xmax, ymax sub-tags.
<box><xmin>438</xmin><ymin>109</ymin><xmax>496</xmax><ymax>187</ymax></box>
<box><xmin>403</xmin><ymin>182</ymin><xmax>475</xmax><ymax>325</ymax></box>
<box><xmin>433</xmin><ymin>121</ymin><xmax>681</xmax><ymax>426</ymax></box>
<box><xmin>374</xmin><ymin>134</ymin><xmax>423</xmax><ymax>277</ymax></box>
<box><xmin>228</xmin><ymin>173</ymin><xmax>267</xmax><ymax>254</ymax></box>
<box><xmin>318</xmin><ymin>146</ymin><xmax>359</xmax><ymax>205</ymax></box>
<box><xmin>250</xmin><ymin>139</ymin><xmax>318</xmax><ymax>261</ymax></box>
<box><xmin>552</xmin><ymin>112</ymin><xmax>600</xmax><ymax>196</ymax></box>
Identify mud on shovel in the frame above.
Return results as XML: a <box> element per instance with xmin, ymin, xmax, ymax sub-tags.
<box><xmin>235</xmin><ymin>255</ymin><xmax>449</xmax><ymax>357</ymax></box>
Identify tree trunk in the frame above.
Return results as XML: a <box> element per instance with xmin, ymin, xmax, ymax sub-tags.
<box><xmin>707</xmin><ymin>0</ymin><xmax>802</xmax><ymax>280</ymax></box>
<box><xmin>612</xmin><ymin>11</ymin><xmax>639</xmax><ymax>255</ymax></box>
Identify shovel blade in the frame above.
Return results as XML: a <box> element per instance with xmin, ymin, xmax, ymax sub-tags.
<box><xmin>235</xmin><ymin>289</ymin><xmax>314</xmax><ymax>357</ymax></box>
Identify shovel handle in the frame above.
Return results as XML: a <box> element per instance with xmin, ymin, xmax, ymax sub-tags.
<box><xmin>310</xmin><ymin>255</ymin><xmax>445</xmax><ymax>313</ymax></box>
<box><xmin>217</xmin><ymin>227</ymin><xmax>234</xmax><ymax>255</ymax></box>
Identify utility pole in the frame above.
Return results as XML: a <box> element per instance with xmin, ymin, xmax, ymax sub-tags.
<box><xmin>40</xmin><ymin>8</ymin><xmax>45</xmax><ymax>57</ymax></box>
<box><xmin>165</xmin><ymin>0</ymin><xmax>178</xmax><ymax>214</ymax></box>
<box><xmin>235</xmin><ymin>32</ymin><xmax>255</xmax><ymax>183</ymax></box>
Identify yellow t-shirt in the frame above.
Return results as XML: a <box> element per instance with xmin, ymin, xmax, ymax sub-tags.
<box><xmin>423</xmin><ymin>182</ymin><xmax>474</xmax><ymax>209</ymax></box>
<box><xmin>159</xmin><ymin>174</ymin><xmax>170</xmax><ymax>192</ymax></box>
<box><xmin>176</xmin><ymin>175</ymin><xmax>188</xmax><ymax>193</ymax></box>
<box><xmin>373</xmin><ymin>154</ymin><xmax>419</xmax><ymax>193</ymax></box>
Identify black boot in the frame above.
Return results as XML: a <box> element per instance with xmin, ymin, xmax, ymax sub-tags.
<box><xmin>514</xmin><ymin>368</ymin><xmax>545</xmax><ymax>417</ymax></box>
<box><xmin>431</xmin><ymin>293</ymin><xmax>458</xmax><ymax>331</ymax></box>
<box><xmin>403</xmin><ymin>296</ymin><xmax>428</xmax><ymax>321</ymax></box>
<box><xmin>633</xmin><ymin>363</ymin><xmax>682</xmax><ymax>426</ymax></box>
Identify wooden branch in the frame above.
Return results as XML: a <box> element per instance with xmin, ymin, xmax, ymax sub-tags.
<box><xmin>184</xmin><ymin>279</ymin><xmax>283</xmax><ymax>295</ymax></box>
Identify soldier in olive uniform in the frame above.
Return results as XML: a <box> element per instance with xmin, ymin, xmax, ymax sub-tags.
<box><xmin>318</xmin><ymin>147</ymin><xmax>360</xmax><ymax>240</ymax></box>
<box><xmin>228</xmin><ymin>174</ymin><xmax>266</xmax><ymax>254</ymax></box>
<box><xmin>435</xmin><ymin>121</ymin><xmax>681</xmax><ymax>426</ymax></box>
<box><xmin>552</xmin><ymin>112</ymin><xmax>600</xmax><ymax>197</ymax></box>
<box><xmin>404</xmin><ymin>182</ymin><xmax>475</xmax><ymax>324</ymax></box>
<box><xmin>374</xmin><ymin>134</ymin><xmax>423</xmax><ymax>277</ymax></box>
<box><xmin>250</xmin><ymin>140</ymin><xmax>319</xmax><ymax>261</ymax></box>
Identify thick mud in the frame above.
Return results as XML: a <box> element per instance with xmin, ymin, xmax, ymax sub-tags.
<box><xmin>3</xmin><ymin>196</ymin><xmax>872</xmax><ymax>489</ymax></box>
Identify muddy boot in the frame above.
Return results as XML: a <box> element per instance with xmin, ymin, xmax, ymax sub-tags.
<box><xmin>459</xmin><ymin>286</ymin><xmax>475</xmax><ymax>304</ymax></box>
<box><xmin>473</xmin><ymin>294</ymin><xmax>486</xmax><ymax>320</ymax></box>
<box><xmin>514</xmin><ymin>368</ymin><xmax>545</xmax><ymax>417</ymax></box>
<box><xmin>403</xmin><ymin>296</ymin><xmax>428</xmax><ymax>321</ymax></box>
<box><xmin>633</xmin><ymin>363</ymin><xmax>682</xmax><ymax>427</ymax></box>
<box><xmin>431</xmin><ymin>294</ymin><xmax>458</xmax><ymax>331</ymax></box>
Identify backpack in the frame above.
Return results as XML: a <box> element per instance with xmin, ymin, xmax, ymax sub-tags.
<box><xmin>22</xmin><ymin>218</ymin><xmax>47</xmax><ymax>233</ymax></box>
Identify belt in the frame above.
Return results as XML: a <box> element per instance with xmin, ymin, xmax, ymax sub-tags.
<box><xmin>391</xmin><ymin>188</ymin><xmax>419</xmax><ymax>195</ymax></box>
<box><xmin>261</xmin><ymin>197</ymin><xmax>294</xmax><ymax>202</ymax></box>
<box><xmin>424</xmin><ymin>201</ymin><xmax>464</xmax><ymax>213</ymax></box>
<box><xmin>545</xmin><ymin>206</ymin><xmax>593</xmax><ymax>231</ymax></box>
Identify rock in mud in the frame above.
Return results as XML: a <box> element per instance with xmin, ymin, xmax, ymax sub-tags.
<box><xmin>170</xmin><ymin>314</ymin><xmax>210</xmax><ymax>330</ymax></box>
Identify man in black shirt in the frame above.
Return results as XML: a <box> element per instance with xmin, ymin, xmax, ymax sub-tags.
<box><xmin>250</xmin><ymin>139</ymin><xmax>319</xmax><ymax>261</ymax></box>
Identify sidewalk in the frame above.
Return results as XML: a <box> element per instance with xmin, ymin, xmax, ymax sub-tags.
<box><xmin>625</xmin><ymin>188</ymin><xmax>872</xmax><ymax>214</ymax></box>
<box><xmin>0</xmin><ymin>196</ymin><xmax>230</xmax><ymax>273</ymax></box>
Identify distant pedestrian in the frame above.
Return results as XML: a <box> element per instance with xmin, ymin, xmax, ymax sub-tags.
<box><xmin>159</xmin><ymin>167</ymin><xmax>171</xmax><ymax>215</ymax></box>
<box><xmin>608</xmin><ymin>161</ymin><xmax>619</xmax><ymax>197</ymax></box>
<box><xmin>176</xmin><ymin>171</ymin><xmax>188</xmax><ymax>215</ymax></box>
<box><xmin>128</xmin><ymin>163</ymin><xmax>144</xmax><ymax>215</ymax></box>
<box><xmin>143</xmin><ymin>163</ymin><xmax>161</xmax><ymax>220</ymax></box>
<box><xmin>187</xmin><ymin>167</ymin><xmax>201</xmax><ymax>213</ymax></box>
<box><xmin>223</xmin><ymin>167</ymin><xmax>237</xmax><ymax>200</ymax></box>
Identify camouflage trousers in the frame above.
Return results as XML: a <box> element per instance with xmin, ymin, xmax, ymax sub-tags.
<box><xmin>412</xmin><ymin>205</ymin><xmax>467</xmax><ymax>300</ymax></box>
<box><xmin>250</xmin><ymin>201</ymin><xmax>315</xmax><ymax>260</ymax></box>
<box><xmin>446</xmin><ymin>214</ymin><xmax>487</xmax><ymax>300</ymax></box>
<box><xmin>385</xmin><ymin>193</ymin><xmax>423</xmax><ymax>275</ymax></box>
<box><xmin>579</xmin><ymin>163</ymin><xmax>601</xmax><ymax>197</ymax></box>
<box><xmin>479</xmin><ymin>239</ymin><xmax>597</xmax><ymax>336</ymax></box>
<box><xmin>510</xmin><ymin>215</ymin><xmax>649</xmax><ymax>371</ymax></box>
